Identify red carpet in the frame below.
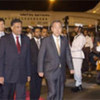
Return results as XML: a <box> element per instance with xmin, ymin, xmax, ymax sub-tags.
<box><xmin>26</xmin><ymin>91</ymin><xmax>45</xmax><ymax>100</ymax></box>
<box><xmin>14</xmin><ymin>91</ymin><xmax>45</xmax><ymax>100</ymax></box>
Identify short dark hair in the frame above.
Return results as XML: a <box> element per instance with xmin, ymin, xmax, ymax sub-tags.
<box><xmin>42</xmin><ymin>27</ymin><xmax>48</xmax><ymax>30</ymax></box>
<box><xmin>11</xmin><ymin>19</ymin><xmax>22</xmax><ymax>26</ymax></box>
<box><xmin>0</xmin><ymin>18</ymin><xmax>5</xmax><ymax>24</ymax></box>
<box><xmin>34</xmin><ymin>27</ymin><xmax>41</xmax><ymax>32</ymax></box>
<box><xmin>50</xmin><ymin>20</ymin><xmax>62</xmax><ymax>28</ymax></box>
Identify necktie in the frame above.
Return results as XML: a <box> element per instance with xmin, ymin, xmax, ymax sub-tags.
<box><xmin>37</xmin><ymin>39</ymin><xmax>40</xmax><ymax>49</ymax></box>
<box><xmin>56</xmin><ymin>37</ymin><xmax>60</xmax><ymax>56</ymax></box>
<box><xmin>16</xmin><ymin>36</ymin><xmax>21</xmax><ymax>54</ymax></box>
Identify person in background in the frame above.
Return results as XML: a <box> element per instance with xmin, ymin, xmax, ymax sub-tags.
<box><xmin>96</xmin><ymin>41</ymin><xmax>100</xmax><ymax>84</ymax></box>
<box><xmin>38</xmin><ymin>20</ymin><xmax>74</xmax><ymax>100</ymax></box>
<box><xmin>26</xmin><ymin>26</ymin><xmax>33</xmax><ymax>39</ymax></box>
<box><xmin>90</xmin><ymin>32</ymin><xmax>95</xmax><ymax>43</ymax></box>
<box><xmin>62</xmin><ymin>27</ymin><xmax>67</xmax><ymax>37</ymax></box>
<box><xmin>0</xmin><ymin>18</ymin><xmax>7</xmax><ymax>37</ymax></box>
<box><xmin>82</xmin><ymin>30</ymin><xmax>93</xmax><ymax>72</ymax></box>
<box><xmin>91</xmin><ymin>40</ymin><xmax>100</xmax><ymax>84</ymax></box>
<box><xmin>41</xmin><ymin>27</ymin><xmax>48</xmax><ymax>38</ymax></box>
<box><xmin>30</xmin><ymin>27</ymin><xmax>42</xmax><ymax>100</ymax></box>
<box><xmin>69</xmin><ymin>31</ymin><xmax>76</xmax><ymax>46</ymax></box>
<box><xmin>71</xmin><ymin>26</ymin><xmax>86</xmax><ymax>92</ymax></box>
<box><xmin>0</xmin><ymin>18</ymin><xmax>7</xmax><ymax>99</ymax></box>
<box><xmin>0</xmin><ymin>19</ymin><xmax>31</xmax><ymax>100</ymax></box>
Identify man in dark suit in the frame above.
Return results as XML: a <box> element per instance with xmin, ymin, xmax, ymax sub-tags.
<box><xmin>0</xmin><ymin>18</ymin><xmax>7</xmax><ymax>99</ymax></box>
<box><xmin>0</xmin><ymin>19</ymin><xmax>31</xmax><ymax>100</ymax></box>
<box><xmin>38</xmin><ymin>20</ymin><xmax>74</xmax><ymax>100</ymax></box>
<box><xmin>30</xmin><ymin>27</ymin><xmax>42</xmax><ymax>100</ymax></box>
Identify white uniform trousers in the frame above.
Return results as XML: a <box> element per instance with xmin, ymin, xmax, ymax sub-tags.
<box><xmin>72</xmin><ymin>58</ymin><xmax>83</xmax><ymax>87</ymax></box>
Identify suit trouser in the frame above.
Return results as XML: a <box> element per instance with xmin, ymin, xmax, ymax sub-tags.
<box><xmin>2</xmin><ymin>82</ymin><xmax>26</xmax><ymax>100</ymax></box>
<box><xmin>30</xmin><ymin>73</ymin><xmax>42</xmax><ymax>100</ymax></box>
<box><xmin>46</xmin><ymin>68</ymin><xmax>64</xmax><ymax>100</ymax></box>
<box><xmin>0</xmin><ymin>84</ymin><xmax>3</xmax><ymax>100</ymax></box>
<box><xmin>72</xmin><ymin>58</ymin><xmax>83</xmax><ymax>86</ymax></box>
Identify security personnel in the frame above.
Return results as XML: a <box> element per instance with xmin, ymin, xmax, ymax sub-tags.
<box><xmin>71</xmin><ymin>25</ymin><xmax>86</xmax><ymax>92</ymax></box>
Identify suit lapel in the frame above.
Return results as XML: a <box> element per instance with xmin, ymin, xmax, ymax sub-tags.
<box><xmin>33</xmin><ymin>38</ymin><xmax>39</xmax><ymax>50</ymax></box>
<box><xmin>10</xmin><ymin>33</ymin><xmax>25</xmax><ymax>54</ymax></box>
<box><xmin>10</xmin><ymin>33</ymin><xmax>18</xmax><ymax>53</ymax></box>
<box><xmin>20</xmin><ymin>34</ymin><xmax>25</xmax><ymax>53</ymax></box>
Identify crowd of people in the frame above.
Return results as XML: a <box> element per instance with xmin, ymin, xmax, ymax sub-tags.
<box><xmin>0</xmin><ymin>18</ymin><xmax>100</xmax><ymax>100</ymax></box>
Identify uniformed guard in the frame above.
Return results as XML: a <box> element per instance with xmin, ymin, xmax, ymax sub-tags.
<box><xmin>71</xmin><ymin>24</ymin><xmax>86</xmax><ymax>92</ymax></box>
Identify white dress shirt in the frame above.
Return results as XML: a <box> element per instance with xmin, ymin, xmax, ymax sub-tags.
<box><xmin>34</xmin><ymin>37</ymin><xmax>41</xmax><ymax>49</ymax></box>
<box><xmin>12</xmin><ymin>33</ymin><xmax>21</xmax><ymax>45</ymax></box>
<box><xmin>0</xmin><ymin>31</ymin><xmax>5</xmax><ymax>38</ymax></box>
<box><xmin>52</xmin><ymin>34</ymin><xmax>61</xmax><ymax>48</ymax></box>
<box><xmin>27</xmin><ymin>33</ymin><xmax>32</xmax><ymax>39</ymax></box>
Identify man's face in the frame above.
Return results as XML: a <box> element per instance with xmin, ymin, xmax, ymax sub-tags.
<box><xmin>74</xmin><ymin>27</ymin><xmax>79</xmax><ymax>33</ymax></box>
<box><xmin>0</xmin><ymin>21</ymin><xmax>5</xmax><ymax>32</ymax></box>
<box><xmin>51</xmin><ymin>22</ymin><xmax>62</xmax><ymax>37</ymax></box>
<box><xmin>27</xmin><ymin>28</ymin><xmax>31</xmax><ymax>33</ymax></box>
<box><xmin>34</xmin><ymin>28</ymin><xmax>41</xmax><ymax>38</ymax></box>
<box><xmin>11</xmin><ymin>22</ymin><xmax>22</xmax><ymax>35</ymax></box>
<box><xmin>42</xmin><ymin>28</ymin><xmax>48</xmax><ymax>38</ymax></box>
<box><xmin>84</xmin><ymin>30</ymin><xmax>88</xmax><ymax>36</ymax></box>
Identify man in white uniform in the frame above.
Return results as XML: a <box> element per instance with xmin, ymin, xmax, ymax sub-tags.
<box><xmin>71</xmin><ymin>26</ymin><xmax>86</xmax><ymax>92</ymax></box>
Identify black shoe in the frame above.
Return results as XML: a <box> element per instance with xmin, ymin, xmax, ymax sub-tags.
<box><xmin>78</xmin><ymin>85</ymin><xmax>83</xmax><ymax>91</ymax></box>
<box><xmin>71</xmin><ymin>85</ymin><xmax>83</xmax><ymax>92</ymax></box>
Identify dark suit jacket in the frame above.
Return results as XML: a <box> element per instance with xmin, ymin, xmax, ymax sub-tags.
<box><xmin>38</xmin><ymin>35</ymin><xmax>73</xmax><ymax>79</ymax></box>
<box><xmin>0</xmin><ymin>33</ymin><xmax>31</xmax><ymax>83</ymax></box>
<box><xmin>30</xmin><ymin>38</ymin><xmax>42</xmax><ymax>75</ymax></box>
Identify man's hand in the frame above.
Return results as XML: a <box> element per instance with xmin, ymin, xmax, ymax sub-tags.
<box><xmin>0</xmin><ymin>77</ymin><xmax>4</xmax><ymax>85</ymax></box>
<box><xmin>38</xmin><ymin>72</ymin><xmax>44</xmax><ymax>77</ymax></box>
<box><xmin>27</xmin><ymin>76</ymin><xmax>31</xmax><ymax>82</ymax></box>
<box><xmin>70</xmin><ymin>70</ymin><xmax>74</xmax><ymax>74</ymax></box>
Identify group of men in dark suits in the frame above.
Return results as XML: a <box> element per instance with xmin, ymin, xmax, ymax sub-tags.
<box><xmin>0</xmin><ymin>18</ymin><xmax>74</xmax><ymax>100</ymax></box>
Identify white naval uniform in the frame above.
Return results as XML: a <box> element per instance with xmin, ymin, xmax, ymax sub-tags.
<box><xmin>71</xmin><ymin>33</ymin><xmax>86</xmax><ymax>86</ymax></box>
